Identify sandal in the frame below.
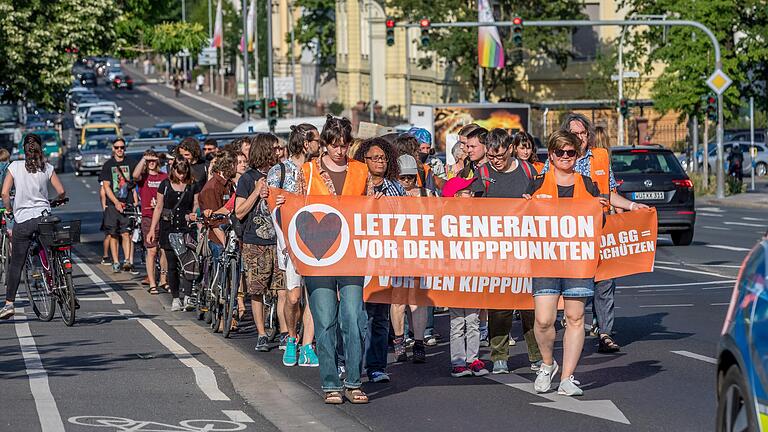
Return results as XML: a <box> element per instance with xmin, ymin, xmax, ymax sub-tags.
<box><xmin>598</xmin><ymin>335</ymin><xmax>620</xmax><ymax>353</ymax></box>
<box><xmin>148</xmin><ymin>286</ymin><xmax>159</xmax><ymax>295</ymax></box>
<box><xmin>344</xmin><ymin>388</ymin><xmax>369</xmax><ymax>404</ymax></box>
<box><xmin>324</xmin><ymin>391</ymin><xmax>343</xmax><ymax>405</ymax></box>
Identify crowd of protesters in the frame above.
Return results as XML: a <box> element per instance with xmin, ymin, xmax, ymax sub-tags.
<box><xmin>82</xmin><ymin>111</ymin><xmax>648</xmax><ymax>404</ymax></box>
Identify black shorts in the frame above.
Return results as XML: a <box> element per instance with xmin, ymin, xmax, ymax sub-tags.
<box><xmin>103</xmin><ymin>206</ymin><xmax>131</xmax><ymax>235</ymax></box>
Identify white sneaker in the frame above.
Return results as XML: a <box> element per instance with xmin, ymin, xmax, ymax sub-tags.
<box><xmin>534</xmin><ymin>361</ymin><xmax>559</xmax><ymax>393</ymax></box>
<box><xmin>558</xmin><ymin>375</ymin><xmax>584</xmax><ymax>396</ymax></box>
<box><xmin>171</xmin><ymin>298</ymin><xmax>183</xmax><ymax>312</ymax></box>
<box><xmin>183</xmin><ymin>296</ymin><xmax>196</xmax><ymax>311</ymax></box>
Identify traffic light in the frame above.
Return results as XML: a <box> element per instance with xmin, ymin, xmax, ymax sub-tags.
<box><xmin>619</xmin><ymin>98</ymin><xmax>629</xmax><ymax>118</ymax></box>
<box><xmin>386</xmin><ymin>17</ymin><xmax>396</xmax><ymax>47</ymax></box>
<box><xmin>266</xmin><ymin>97</ymin><xmax>279</xmax><ymax>120</ymax></box>
<box><xmin>512</xmin><ymin>17</ymin><xmax>523</xmax><ymax>47</ymax></box>
<box><xmin>705</xmin><ymin>93</ymin><xmax>717</xmax><ymax>122</ymax></box>
<box><xmin>277</xmin><ymin>98</ymin><xmax>289</xmax><ymax>117</ymax></box>
<box><xmin>420</xmin><ymin>18</ymin><xmax>430</xmax><ymax>46</ymax></box>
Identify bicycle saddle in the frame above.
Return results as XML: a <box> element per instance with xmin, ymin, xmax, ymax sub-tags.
<box><xmin>41</xmin><ymin>215</ymin><xmax>61</xmax><ymax>224</ymax></box>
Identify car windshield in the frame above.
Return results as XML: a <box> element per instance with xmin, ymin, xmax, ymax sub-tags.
<box><xmin>0</xmin><ymin>105</ymin><xmax>17</xmax><ymax>123</ymax></box>
<box><xmin>170</xmin><ymin>127</ymin><xmax>202</xmax><ymax>138</ymax></box>
<box><xmin>40</xmin><ymin>135</ymin><xmax>58</xmax><ymax>146</ymax></box>
<box><xmin>86</xmin><ymin>127</ymin><xmax>117</xmax><ymax>137</ymax></box>
<box><xmin>88</xmin><ymin>115</ymin><xmax>114</xmax><ymax>123</ymax></box>
<box><xmin>612</xmin><ymin>150</ymin><xmax>685</xmax><ymax>175</ymax></box>
<box><xmin>138</xmin><ymin>129</ymin><xmax>164</xmax><ymax>139</ymax></box>
<box><xmin>83</xmin><ymin>139</ymin><xmax>112</xmax><ymax>150</ymax></box>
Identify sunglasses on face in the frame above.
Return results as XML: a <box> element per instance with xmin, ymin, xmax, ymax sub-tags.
<box><xmin>113</xmin><ymin>146</ymin><xmax>125</xmax><ymax>150</ymax></box>
<box><xmin>399</xmin><ymin>175</ymin><xmax>416</xmax><ymax>181</ymax></box>
<box><xmin>553</xmin><ymin>149</ymin><xmax>578</xmax><ymax>158</ymax></box>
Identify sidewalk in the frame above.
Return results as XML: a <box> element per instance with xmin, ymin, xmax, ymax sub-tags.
<box><xmin>698</xmin><ymin>177</ymin><xmax>768</xmax><ymax>209</ymax></box>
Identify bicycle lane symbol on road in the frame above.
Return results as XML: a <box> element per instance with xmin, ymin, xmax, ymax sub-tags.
<box><xmin>68</xmin><ymin>416</ymin><xmax>248</xmax><ymax>432</ymax></box>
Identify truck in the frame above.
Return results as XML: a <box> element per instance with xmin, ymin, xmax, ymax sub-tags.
<box><xmin>409</xmin><ymin>103</ymin><xmax>531</xmax><ymax>165</ymax></box>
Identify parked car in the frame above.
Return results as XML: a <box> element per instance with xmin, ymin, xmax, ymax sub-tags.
<box><xmin>611</xmin><ymin>145</ymin><xmax>695</xmax><ymax>246</ymax></box>
<box><xmin>702</xmin><ymin>142</ymin><xmax>768</xmax><ymax>177</ymax></box>
<box><xmin>16</xmin><ymin>130</ymin><xmax>65</xmax><ymax>172</ymax></box>
<box><xmin>717</xmin><ymin>239</ymin><xmax>768</xmax><ymax>432</ymax></box>
<box><xmin>137</xmin><ymin>127</ymin><xmax>166</xmax><ymax>139</ymax></box>
<box><xmin>72</xmin><ymin>134</ymin><xmax>117</xmax><ymax>176</ymax></box>
<box><xmin>76</xmin><ymin>71</ymin><xmax>97</xmax><ymax>87</ymax></box>
<box><xmin>112</xmin><ymin>74</ymin><xmax>134</xmax><ymax>90</ymax></box>
<box><xmin>80</xmin><ymin>122</ymin><xmax>121</xmax><ymax>147</ymax></box>
<box><xmin>168</xmin><ymin>122</ymin><xmax>207</xmax><ymax>141</ymax></box>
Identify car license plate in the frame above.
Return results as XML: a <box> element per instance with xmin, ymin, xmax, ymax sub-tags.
<box><xmin>633</xmin><ymin>191</ymin><xmax>664</xmax><ymax>200</ymax></box>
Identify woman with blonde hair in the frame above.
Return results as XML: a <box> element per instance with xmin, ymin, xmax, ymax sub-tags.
<box><xmin>593</xmin><ymin>126</ymin><xmax>611</xmax><ymax>150</ymax></box>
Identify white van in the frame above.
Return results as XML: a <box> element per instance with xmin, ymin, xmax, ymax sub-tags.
<box><xmin>231</xmin><ymin>117</ymin><xmax>328</xmax><ymax>140</ymax></box>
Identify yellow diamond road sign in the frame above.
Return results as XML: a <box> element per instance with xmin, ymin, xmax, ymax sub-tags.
<box><xmin>707</xmin><ymin>69</ymin><xmax>732</xmax><ymax>95</ymax></box>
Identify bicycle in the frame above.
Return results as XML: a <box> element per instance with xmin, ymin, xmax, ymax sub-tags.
<box><xmin>124</xmin><ymin>206</ymin><xmax>146</xmax><ymax>266</ymax></box>
<box><xmin>0</xmin><ymin>208</ymin><xmax>11</xmax><ymax>285</ymax></box>
<box><xmin>208</xmin><ymin>218</ymin><xmax>241</xmax><ymax>339</ymax></box>
<box><xmin>196</xmin><ymin>214</ymin><xmax>227</xmax><ymax>323</ymax></box>
<box><xmin>22</xmin><ymin>198</ymin><xmax>81</xmax><ymax>326</ymax></box>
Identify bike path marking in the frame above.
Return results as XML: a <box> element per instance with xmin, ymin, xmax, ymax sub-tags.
<box><xmin>671</xmin><ymin>350</ymin><xmax>717</xmax><ymax>365</ymax></box>
<box><xmin>71</xmin><ymin>252</ymin><xmax>124</xmax><ymax>305</ymax></box>
<box><xmin>704</xmin><ymin>244</ymin><xmax>751</xmax><ymax>252</ymax></box>
<box><xmin>222</xmin><ymin>410</ymin><xmax>255</xmax><ymax>423</ymax></box>
<box><xmin>13</xmin><ymin>309</ymin><xmax>66</xmax><ymax>432</ymax></box>
<box><xmin>135</xmin><ymin>318</ymin><xmax>230</xmax><ymax>401</ymax></box>
<box><xmin>485</xmin><ymin>373</ymin><xmax>630</xmax><ymax>424</ymax></box>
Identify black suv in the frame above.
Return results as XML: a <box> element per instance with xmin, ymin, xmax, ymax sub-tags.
<box><xmin>611</xmin><ymin>146</ymin><xmax>695</xmax><ymax>245</ymax></box>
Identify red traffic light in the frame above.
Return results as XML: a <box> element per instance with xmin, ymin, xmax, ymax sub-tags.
<box><xmin>386</xmin><ymin>18</ymin><xmax>395</xmax><ymax>28</ymax></box>
<box><xmin>707</xmin><ymin>96</ymin><xmax>716</xmax><ymax>104</ymax></box>
<box><xmin>268</xmin><ymin>99</ymin><xmax>277</xmax><ymax>108</ymax></box>
<box><xmin>420</xmin><ymin>18</ymin><xmax>430</xmax><ymax>28</ymax></box>
<box><xmin>620</xmin><ymin>99</ymin><xmax>627</xmax><ymax>107</ymax></box>
<box><xmin>513</xmin><ymin>17</ymin><xmax>523</xmax><ymax>26</ymax></box>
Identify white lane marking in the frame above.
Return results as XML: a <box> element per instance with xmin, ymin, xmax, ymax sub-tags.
<box><xmin>702</xmin><ymin>286</ymin><xmax>735</xmax><ymax>290</ymax></box>
<box><xmin>637</xmin><ymin>288</ymin><xmax>684</xmax><ymax>293</ymax></box>
<box><xmin>486</xmin><ymin>374</ymin><xmax>630</xmax><ymax>424</ymax></box>
<box><xmin>639</xmin><ymin>304</ymin><xmax>694</xmax><ymax>308</ymax></box>
<box><xmin>710</xmin><ymin>302</ymin><xmax>731</xmax><ymax>306</ymax></box>
<box><xmin>697</xmin><ymin>207</ymin><xmax>724</xmax><ymax>212</ymax></box>
<box><xmin>743</xmin><ymin>217</ymin><xmax>763</xmax><ymax>222</ymax></box>
<box><xmin>671</xmin><ymin>350</ymin><xmax>717</xmax><ymax>364</ymax></box>
<box><xmin>654</xmin><ymin>265</ymin><xmax>735</xmax><ymax>279</ymax></box>
<box><xmin>136</xmin><ymin>318</ymin><xmax>230</xmax><ymax>401</ymax></box>
<box><xmin>123</xmin><ymin>124</ymin><xmax>139</xmax><ymax>132</ymax></box>
<box><xmin>84</xmin><ymin>183</ymin><xmax>91</xmax><ymax>189</ymax></box>
<box><xmin>618</xmin><ymin>280</ymin><xmax>736</xmax><ymax>289</ymax></box>
<box><xmin>703</xmin><ymin>225</ymin><xmax>729</xmax><ymax>230</ymax></box>
<box><xmin>177</xmin><ymin>89</ymin><xmax>242</xmax><ymax>116</ymax></box>
<box><xmin>222</xmin><ymin>410</ymin><xmax>255</xmax><ymax>423</ymax></box>
<box><xmin>118</xmin><ymin>309</ymin><xmax>134</xmax><ymax>315</ymax></box>
<box><xmin>724</xmin><ymin>221</ymin><xmax>764</xmax><ymax>228</ymax></box>
<box><xmin>698</xmin><ymin>213</ymin><xmax>723</xmax><ymax>217</ymax></box>
<box><xmin>705</xmin><ymin>244</ymin><xmax>751</xmax><ymax>252</ymax></box>
<box><xmin>71</xmin><ymin>253</ymin><xmax>124</xmax><ymax>305</ymax></box>
<box><xmin>13</xmin><ymin>311</ymin><xmax>66</xmax><ymax>432</ymax></box>
<box><xmin>654</xmin><ymin>260</ymin><xmax>741</xmax><ymax>269</ymax></box>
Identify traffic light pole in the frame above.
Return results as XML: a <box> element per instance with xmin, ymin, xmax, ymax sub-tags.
<box><xmin>395</xmin><ymin>18</ymin><xmax>726</xmax><ymax>197</ymax></box>
<box><xmin>242</xmin><ymin>0</ymin><xmax>250</xmax><ymax>122</ymax></box>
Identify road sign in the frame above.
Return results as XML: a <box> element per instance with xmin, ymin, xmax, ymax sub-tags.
<box><xmin>198</xmin><ymin>47</ymin><xmax>218</xmax><ymax>66</ymax></box>
<box><xmin>262</xmin><ymin>77</ymin><xmax>295</xmax><ymax>98</ymax></box>
<box><xmin>706</xmin><ymin>69</ymin><xmax>732</xmax><ymax>95</ymax></box>
<box><xmin>611</xmin><ymin>71</ymin><xmax>640</xmax><ymax>81</ymax></box>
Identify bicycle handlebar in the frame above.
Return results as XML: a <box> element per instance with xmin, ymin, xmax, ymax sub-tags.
<box><xmin>50</xmin><ymin>197</ymin><xmax>69</xmax><ymax>208</ymax></box>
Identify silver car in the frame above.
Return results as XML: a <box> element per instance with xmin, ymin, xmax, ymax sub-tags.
<box><xmin>681</xmin><ymin>142</ymin><xmax>768</xmax><ymax>177</ymax></box>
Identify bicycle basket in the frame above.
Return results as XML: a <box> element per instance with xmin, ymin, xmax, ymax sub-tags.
<box><xmin>38</xmin><ymin>220</ymin><xmax>81</xmax><ymax>247</ymax></box>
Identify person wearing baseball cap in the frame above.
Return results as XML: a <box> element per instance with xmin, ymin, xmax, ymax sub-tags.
<box><xmin>398</xmin><ymin>154</ymin><xmax>435</xmax><ymax>197</ymax></box>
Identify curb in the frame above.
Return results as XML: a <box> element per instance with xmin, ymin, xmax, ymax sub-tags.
<box><xmin>698</xmin><ymin>196</ymin><xmax>768</xmax><ymax>210</ymax></box>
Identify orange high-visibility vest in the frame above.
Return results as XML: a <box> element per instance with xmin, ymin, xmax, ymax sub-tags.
<box><xmin>532</xmin><ymin>161</ymin><xmax>545</xmax><ymax>173</ymax></box>
<box><xmin>532</xmin><ymin>170</ymin><xmax>592</xmax><ymax>200</ymax></box>
<box><xmin>302</xmin><ymin>158</ymin><xmax>368</xmax><ymax>196</ymax></box>
<box><xmin>589</xmin><ymin>147</ymin><xmax>611</xmax><ymax>198</ymax></box>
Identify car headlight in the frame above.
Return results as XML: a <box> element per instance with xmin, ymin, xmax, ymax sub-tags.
<box><xmin>74</xmin><ymin>154</ymin><xmax>83</xmax><ymax>161</ymax></box>
<box><xmin>49</xmin><ymin>152</ymin><xmax>60</xmax><ymax>158</ymax></box>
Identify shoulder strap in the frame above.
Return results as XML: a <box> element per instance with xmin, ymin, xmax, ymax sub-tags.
<box><xmin>481</xmin><ymin>164</ymin><xmax>491</xmax><ymax>193</ymax></box>
<box><xmin>419</xmin><ymin>187</ymin><xmax>427</xmax><ymax>197</ymax></box>
<box><xmin>169</xmin><ymin>184</ymin><xmax>188</xmax><ymax>213</ymax></box>
<box><xmin>520</xmin><ymin>160</ymin><xmax>532</xmax><ymax>180</ymax></box>
<box><xmin>278</xmin><ymin>162</ymin><xmax>286</xmax><ymax>189</ymax></box>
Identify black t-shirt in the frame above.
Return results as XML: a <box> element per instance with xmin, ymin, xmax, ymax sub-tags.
<box><xmin>525</xmin><ymin>174</ymin><xmax>601</xmax><ymax>198</ymax></box>
<box><xmin>191</xmin><ymin>161</ymin><xmax>208</xmax><ymax>190</ymax></box>
<box><xmin>472</xmin><ymin>159</ymin><xmax>536</xmax><ymax>198</ymax></box>
<box><xmin>235</xmin><ymin>168</ymin><xmax>275</xmax><ymax>245</ymax></box>
<box><xmin>99</xmin><ymin>157</ymin><xmax>138</xmax><ymax>206</ymax></box>
<box><xmin>158</xmin><ymin>179</ymin><xmax>199</xmax><ymax>233</ymax></box>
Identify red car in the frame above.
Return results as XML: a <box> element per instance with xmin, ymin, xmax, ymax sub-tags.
<box><xmin>112</xmin><ymin>74</ymin><xmax>133</xmax><ymax>90</ymax></box>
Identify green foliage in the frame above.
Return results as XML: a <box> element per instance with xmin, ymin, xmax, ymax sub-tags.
<box><xmin>115</xmin><ymin>0</ymin><xmax>181</xmax><ymax>56</ymax></box>
<box><xmin>328</xmin><ymin>101</ymin><xmax>344</xmax><ymax>116</ymax></box>
<box><xmin>619</xmin><ymin>0</ymin><xmax>767</xmax><ymax>122</ymax></box>
<box><xmin>387</xmin><ymin>0</ymin><xmax>585</xmax><ymax>100</ymax></box>
<box><xmin>689</xmin><ymin>172</ymin><xmax>744</xmax><ymax>196</ymax></box>
<box><xmin>0</xmin><ymin>0</ymin><xmax>122</xmax><ymax>109</ymax></box>
<box><xmin>726</xmin><ymin>175</ymin><xmax>745</xmax><ymax>195</ymax></box>
<box><xmin>293</xmin><ymin>0</ymin><xmax>336</xmax><ymax>78</ymax></box>
<box><xmin>148</xmin><ymin>22</ymin><xmax>208</xmax><ymax>55</ymax></box>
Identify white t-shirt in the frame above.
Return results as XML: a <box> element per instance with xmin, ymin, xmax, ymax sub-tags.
<box><xmin>8</xmin><ymin>161</ymin><xmax>54</xmax><ymax>223</ymax></box>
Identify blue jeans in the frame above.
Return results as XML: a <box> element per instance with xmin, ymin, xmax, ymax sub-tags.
<box><xmin>532</xmin><ymin>278</ymin><xmax>595</xmax><ymax>298</ymax></box>
<box><xmin>305</xmin><ymin>276</ymin><xmax>367</xmax><ymax>392</ymax></box>
<box><xmin>365</xmin><ymin>303</ymin><xmax>390</xmax><ymax>375</ymax></box>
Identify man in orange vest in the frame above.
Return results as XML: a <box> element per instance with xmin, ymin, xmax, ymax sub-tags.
<box><xmin>542</xmin><ymin>113</ymin><xmax>648</xmax><ymax>354</ymax></box>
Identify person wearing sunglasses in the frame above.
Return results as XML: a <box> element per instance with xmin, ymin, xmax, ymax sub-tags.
<box><xmin>133</xmin><ymin>149</ymin><xmax>169</xmax><ymax>294</ymax></box>
<box><xmin>99</xmin><ymin>138</ymin><xmax>138</xmax><ymax>274</ymax></box>
<box><xmin>522</xmin><ymin>131</ymin><xmax>605</xmax><ymax>397</ymax></box>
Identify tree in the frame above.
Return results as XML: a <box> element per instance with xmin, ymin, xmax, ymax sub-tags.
<box><xmin>0</xmin><ymin>0</ymin><xmax>122</xmax><ymax>109</ymax></box>
<box><xmin>618</xmin><ymin>0</ymin><xmax>766</xmax><ymax>123</ymax></box>
<box><xmin>115</xmin><ymin>0</ymin><xmax>181</xmax><ymax>57</ymax></box>
<box><xmin>148</xmin><ymin>21</ymin><xmax>209</xmax><ymax>80</ymax></box>
<box><xmin>293</xmin><ymin>0</ymin><xmax>336</xmax><ymax>79</ymax></box>
<box><xmin>387</xmin><ymin>0</ymin><xmax>585</xmax><ymax>100</ymax></box>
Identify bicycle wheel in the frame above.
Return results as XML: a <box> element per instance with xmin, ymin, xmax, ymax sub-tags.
<box><xmin>210</xmin><ymin>262</ymin><xmax>225</xmax><ymax>333</ymax></box>
<box><xmin>58</xmin><ymin>261</ymin><xmax>77</xmax><ymax>327</ymax></box>
<box><xmin>196</xmin><ymin>257</ymin><xmax>211</xmax><ymax>321</ymax></box>
<box><xmin>0</xmin><ymin>232</ymin><xmax>9</xmax><ymax>285</ymax></box>
<box><xmin>223</xmin><ymin>258</ymin><xmax>238</xmax><ymax>339</ymax></box>
<box><xmin>24</xmin><ymin>251</ymin><xmax>55</xmax><ymax>321</ymax></box>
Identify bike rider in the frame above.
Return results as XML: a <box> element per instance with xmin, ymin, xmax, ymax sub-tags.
<box><xmin>1</xmin><ymin>134</ymin><xmax>66</xmax><ymax>320</ymax></box>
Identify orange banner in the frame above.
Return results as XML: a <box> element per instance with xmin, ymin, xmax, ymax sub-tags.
<box><xmin>268</xmin><ymin>189</ymin><xmax>607</xmax><ymax>278</ymax></box>
<box><xmin>595</xmin><ymin>208</ymin><xmax>658</xmax><ymax>281</ymax></box>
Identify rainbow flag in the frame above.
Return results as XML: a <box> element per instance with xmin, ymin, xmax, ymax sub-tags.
<box><xmin>477</xmin><ymin>0</ymin><xmax>504</xmax><ymax>68</ymax></box>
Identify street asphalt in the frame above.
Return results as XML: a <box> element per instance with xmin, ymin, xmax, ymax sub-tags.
<box><xmin>1</xmin><ymin>80</ymin><xmax>765</xmax><ymax>431</ymax></box>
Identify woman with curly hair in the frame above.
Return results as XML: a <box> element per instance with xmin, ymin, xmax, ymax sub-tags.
<box><xmin>353</xmin><ymin>137</ymin><xmax>404</xmax><ymax>196</ymax></box>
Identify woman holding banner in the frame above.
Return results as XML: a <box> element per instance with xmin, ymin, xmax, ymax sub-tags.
<box><xmin>523</xmin><ymin>130</ymin><xmax>605</xmax><ymax>396</ymax></box>
<box><xmin>300</xmin><ymin>116</ymin><xmax>370</xmax><ymax>404</ymax></box>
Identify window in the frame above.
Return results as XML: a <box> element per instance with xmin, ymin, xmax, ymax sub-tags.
<box><xmin>611</xmin><ymin>151</ymin><xmax>685</xmax><ymax>175</ymax></box>
<box><xmin>572</xmin><ymin>3</ymin><xmax>599</xmax><ymax>61</ymax></box>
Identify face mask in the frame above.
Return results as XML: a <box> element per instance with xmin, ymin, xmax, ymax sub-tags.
<box><xmin>418</xmin><ymin>152</ymin><xmax>429</xmax><ymax>163</ymax></box>
<box><xmin>205</xmin><ymin>153</ymin><xmax>214</xmax><ymax>162</ymax></box>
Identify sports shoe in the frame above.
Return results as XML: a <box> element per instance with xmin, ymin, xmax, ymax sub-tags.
<box><xmin>171</xmin><ymin>298</ymin><xmax>183</xmax><ymax>312</ymax></box>
<box><xmin>558</xmin><ymin>375</ymin><xmax>583</xmax><ymax>396</ymax></box>
<box><xmin>479</xmin><ymin>327</ymin><xmax>490</xmax><ymax>347</ymax></box>
<box><xmin>298</xmin><ymin>344</ymin><xmax>319</xmax><ymax>367</ymax></box>
<box><xmin>492</xmin><ymin>360</ymin><xmax>509</xmax><ymax>374</ymax></box>
<box><xmin>101</xmin><ymin>256</ymin><xmax>111</xmax><ymax>265</ymax></box>
<box><xmin>278</xmin><ymin>333</ymin><xmax>289</xmax><ymax>351</ymax></box>
<box><xmin>122</xmin><ymin>261</ymin><xmax>132</xmax><ymax>272</ymax></box>
<box><xmin>534</xmin><ymin>361</ymin><xmax>559</xmax><ymax>393</ymax></box>
<box><xmin>412</xmin><ymin>340</ymin><xmax>426</xmax><ymax>363</ymax></box>
<box><xmin>112</xmin><ymin>262</ymin><xmax>121</xmax><ymax>273</ymax></box>
<box><xmin>369</xmin><ymin>371</ymin><xmax>390</xmax><ymax>383</ymax></box>
<box><xmin>129</xmin><ymin>265</ymin><xmax>140</xmax><ymax>276</ymax></box>
<box><xmin>424</xmin><ymin>334</ymin><xmax>438</xmax><ymax>346</ymax></box>
<box><xmin>405</xmin><ymin>337</ymin><xmax>415</xmax><ymax>348</ymax></box>
<box><xmin>255</xmin><ymin>335</ymin><xmax>270</xmax><ymax>352</ymax></box>
<box><xmin>508</xmin><ymin>337</ymin><xmax>517</xmax><ymax>346</ymax></box>
<box><xmin>469</xmin><ymin>359</ymin><xmax>489</xmax><ymax>376</ymax></box>
<box><xmin>451</xmin><ymin>365</ymin><xmax>472</xmax><ymax>378</ymax></box>
<box><xmin>183</xmin><ymin>296</ymin><xmax>196</xmax><ymax>311</ymax></box>
<box><xmin>282</xmin><ymin>337</ymin><xmax>298</xmax><ymax>366</ymax></box>
<box><xmin>394</xmin><ymin>336</ymin><xmax>407</xmax><ymax>362</ymax></box>
<box><xmin>530</xmin><ymin>360</ymin><xmax>543</xmax><ymax>371</ymax></box>
<box><xmin>0</xmin><ymin>303</ymin><xmax>15</xmax><ymax>320</ymax></box>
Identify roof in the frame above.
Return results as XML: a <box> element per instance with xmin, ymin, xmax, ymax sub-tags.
<box><xmin>611</xmin><ymin>145</ymin><xmax>669</xmax><ymax>151</ymax></box>
<box><xmin>170</xmin><ymin>122</ymin><xmax>204</xmax><ymax>128</ymax></box>
<box><xmin>83</xmin><ymin>123</ymin><xmax>120</xmax><ymax>129</ymax></box>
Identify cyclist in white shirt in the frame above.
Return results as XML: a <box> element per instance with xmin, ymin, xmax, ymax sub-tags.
<box><xmin>0</xmin><ymin>134</ymin><xmax>66</xmax><ymax>319</ymax></box>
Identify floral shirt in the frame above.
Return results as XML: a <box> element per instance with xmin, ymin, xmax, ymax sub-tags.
<box><xmin>267</xmin><ymin>159</ymin><xmax>304</xmax><ymax>193</ymax></box>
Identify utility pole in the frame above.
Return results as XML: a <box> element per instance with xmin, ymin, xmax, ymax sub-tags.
<box><xmin>750</xmin><ymin>96</ymin><xmax>755</xmax><ymax>191</ymax></box>
<box><xmin>703</xmin><ymin>117</ymin><xmax>709</xmax><ymax>190</ymax></box>
<box><xmin>267</xmin><ymin>0</ymin><xmax>275</xmax><ymax>132</ymax></box>
<box><xmin>691</xmin><ymin>115</ymin><xmax>698</xmax><ymax>173</ymax></box>
<box><xmin>290</xmin><ymin>1</ymin><xmax>298</xmax><ymax>117</ymax></box>
<box><xmin>405</xmin><ymin>27</ymin><xmax>411</xmax><ymax>119</ymax></box>
<box><xmin>617</xmin><ymin>26</ymin><xmax>625</xmax><ymax>147</ymax></box>
<box><xmin>242</xmin><ymin>0</ymin><xmax>250</xmax><ymax>121</ymax></box>
<box><xmin>368</xmin><ymin>0</ymin><xmax>374</xmax><ymax>121</ymax></box>
<box><xmin>182</xmin><ymin>0</ymin><xmax>188</xmax><ymax>81</ymax></box>
<box><xmin>208</xmin><ymin>0</ymin><xmax>214</xmax><ymax>93</ymax></box>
